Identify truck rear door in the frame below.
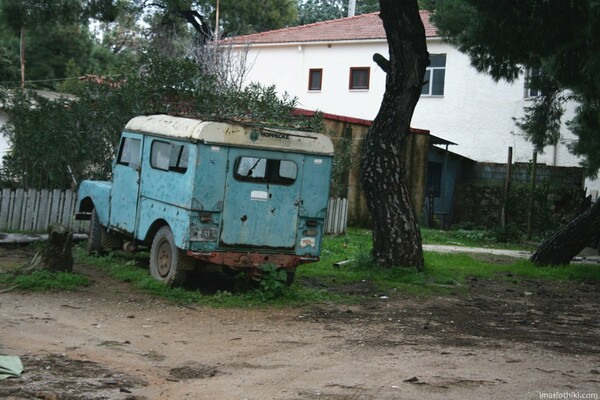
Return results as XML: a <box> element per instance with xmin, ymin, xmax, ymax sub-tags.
<box><xmin>220</xmin><ymin>149</ymin><xmax>304</xmax><ymax>249</ymax></box>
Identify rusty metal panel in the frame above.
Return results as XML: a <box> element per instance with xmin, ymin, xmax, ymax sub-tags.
<box><xmin>220</xmin><ymin>148</ymin><xmax>304</xmax><ymax>249</ymax></box>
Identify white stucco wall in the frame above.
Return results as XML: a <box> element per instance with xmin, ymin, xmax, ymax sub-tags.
<box><xmin>239</xmin><ymin>38</ymin><xmax>598</xmax><ymax>194</ymax></box>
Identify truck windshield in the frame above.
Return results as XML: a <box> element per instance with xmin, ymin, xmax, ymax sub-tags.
<box><xmin>234</xmin><ymin>157</ymin><xmax>297</xmax><ymax>186</ymax></box>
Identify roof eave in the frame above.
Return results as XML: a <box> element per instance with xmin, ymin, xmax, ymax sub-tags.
<box><xmin>228</xmin><ymin>35</ymin><xmax>441</xmax><ymax>48</ymax></box>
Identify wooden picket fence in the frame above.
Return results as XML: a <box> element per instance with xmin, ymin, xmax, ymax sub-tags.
<box><xmin>325</xmin><ymin>197</ymin><xmax>348</xmax><ymax>235</ymax></box>
<box><xmin>0</xmin><ymin>188</ymin><xmax>89</xmax><ymax>233</ymax></box>
<box><xmin>0</xmin><ymin>187</ymin><xmax>348</xmax><ymax>236</ymax></box>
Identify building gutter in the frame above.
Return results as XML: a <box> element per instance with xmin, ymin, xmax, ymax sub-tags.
<box><xmin>227</xmin><ymin>36</ymin><xmax>442</xmax><ymax>49</ymax></box>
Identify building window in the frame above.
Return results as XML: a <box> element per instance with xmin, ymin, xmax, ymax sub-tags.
<box><xmin>421</xmin><ymin>54</ymin><xmax>446</xmax><ymax>96</ymax></box>
<box><xmin>308</xmin><ymin>69</ymin><xmax>322</xmax><ymax>91</ymax></box>
<box><xmin>525</xmin><ymin>67</ymin><xmax>544</xmax><ymax>98</ymax></box>
<box><xmin>349</xmin><ymin>67</ymin><xmax>370</xmax><ymax>90</ymax></box>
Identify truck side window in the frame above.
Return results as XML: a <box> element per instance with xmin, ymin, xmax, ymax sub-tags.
<box><xmin>169</xmin><ymin>144</ymin><xmax>189</xmax><ymax>173</ymax></box>
<box><xmin>234</xmin><ymin>157</ymin><xmax>297</xmax><ymax>185</ymax></box>
<box><xmin>117</xmin><ymin>137</ymin><xmax>141</xmax><ymax>170</ymax></box>
<box><xmin>151</xmin><ymin>140</ymin><xmax>171</xmax><ymax>171</ymax></box>
<box><xmin>151</xmin><ymin>140</ymin><xmax>189</xmax><ymax>174</ymax></box>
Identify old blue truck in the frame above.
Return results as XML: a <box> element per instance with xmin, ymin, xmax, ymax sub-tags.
<box><xmin>75</xmin><ymin>114</ymin><xmax>334</xmax><ymax>286</ymax></box>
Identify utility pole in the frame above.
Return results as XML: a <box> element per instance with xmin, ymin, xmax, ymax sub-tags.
<box><xmin>214</xmin><ymin>0</ymin><xmax>220</xmax><ymax>41</ymax></box>
<box><xmin>348</xmin><ymin>0</ymin><xmax>356</xmax><ymax>17</ymax></box>
<box><xmin>213</xmin><ymin>0</ymin><xmax>220</xmax><ymax>66</ymax></box>
<box><xmin>20</xmin><ymin>27</ymin><xmax>25</xmax><ymax>90</ymax></box>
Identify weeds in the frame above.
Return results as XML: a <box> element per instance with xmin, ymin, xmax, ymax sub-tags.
<box><xmin>257</xmin><ymin>264</ymin><xmax>289</xmax><ymax>301</ymax></box>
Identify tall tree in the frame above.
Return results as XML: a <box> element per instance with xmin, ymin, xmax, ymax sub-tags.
<box><xmin>217</xmin><ymin>0</ymin><xmax>297</xmax><ymax>35</ymax></box>
<box><xmin>429</xmin><ymin>0</ymin><xmax>600</xmax><ymax>265</ymax></box>
<box><xmin>297</xmin><ymin>0</ymin><xmax>379</xmax><ymax>25</ymax></box>
<box><xmin>130</xmin><ymin>0</ymin><xmax>297</xmax><ymax>44</ymax></box>
<box><xmin>0</xmin><ymin>51</ymin><xmax>315</xmax><ymax>189</ymax></box>
<box><xmin>360</xmin><ymin>0</ymin><xmax>427</xmax><ymax>269</ymax></box>
<box><xmin>0</xmin><ymin>0</ymin><xmax>121</xmax><ymax>89</ymax></box>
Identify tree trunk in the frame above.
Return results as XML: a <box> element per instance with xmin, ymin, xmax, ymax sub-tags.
<box><xmin>20</xmin><ymin>224</ymin><xmax>73</xmax><ymax>275</ymax></box>
<box><xmin>530</xmin><ymin>200</ymin><xmax>600</xmax><ymax>266</ymax></box>
<box><xmin>359</xmin><ymin>0</ymin><xmax>428</xmax><ymax>269</ymax></box>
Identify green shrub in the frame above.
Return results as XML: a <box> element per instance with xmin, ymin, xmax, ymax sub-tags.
<box><xmin>258</xmin><ymin>264</ymin><xmax>289</xmax><ymax>300</ymax></box>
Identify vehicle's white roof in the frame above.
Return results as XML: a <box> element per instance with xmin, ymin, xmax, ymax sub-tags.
<box><xmin>124</xmin><ymin>114</ymin><xmax>334</xmax><ymax>155</ymax></box>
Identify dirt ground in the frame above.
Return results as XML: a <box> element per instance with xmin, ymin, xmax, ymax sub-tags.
<box><xmin>1</xmin><ymin>245</ymin><xmax>599</xmax><ymax>400</ymax></box>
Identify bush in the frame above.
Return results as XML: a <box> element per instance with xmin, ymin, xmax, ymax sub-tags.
<box><xmin>258</xmin><ymin>264</ymin><xmax>289</xmax><ymax>300</ymax></box>
<box><xmin>494</xmin><ymin>224</ymin><xmax>522</xmax><ymax>243</ymax></box>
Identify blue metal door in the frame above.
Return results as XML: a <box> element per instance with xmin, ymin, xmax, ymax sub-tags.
<box><xmin>109</xmin><ymin>133</ymin><xmax>143</xmax><ymax>233</ymax></box>
<box><xmin>220</xmin><ymin>149</ymin><xmax>304</xmax><ymax>249</ymax></box>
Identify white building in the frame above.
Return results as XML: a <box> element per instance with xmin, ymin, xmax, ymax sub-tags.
<box><xmin>230</xmin><ymin>11</ymin><xmax>596</xmax><ymax>195</ymax></box>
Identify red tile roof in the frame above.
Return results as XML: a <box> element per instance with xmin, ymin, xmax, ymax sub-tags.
<box><xmin>228</xmin><ymin>11</ymin><xmax>437</xmax><ymax>45</ymax></box>
<box><xmin>293</xmin><ymin>108</ymin><xmax>431</xmax><ymax>134</ymax></box>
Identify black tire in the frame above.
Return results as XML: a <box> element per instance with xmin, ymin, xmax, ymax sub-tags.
<box><xmin>87</xmin><ymin>208</ymin><xmax>102</xmax><ymax>254</ymax></box>
<box><xmin>150</xmin><ymin>226</ymin><xmax>194</xmax><ymax>287</ymax></box>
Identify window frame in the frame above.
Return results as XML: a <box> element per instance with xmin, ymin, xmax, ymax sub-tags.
<box><xmin>233</xmin><ymin>156</ymin><xmax>298</xmax><ymax>186</ymax></box>
<box><xmin>308</xmin><ymin>68</ymin><xmax>323</xmax><ymax>91</ymax></box>
<box><xmin>524</xmin><ymin>67</ymin><xmax>544</xmax><ymax>98</ymax></box>
<box><xmin>116</xmin><ymin>137</ymin><xmax>141</xmax><ymax>170</ymax></box>
<box><xmin>150</xmin><ymin>139</ymin><xmax>190</xmax><ymax>174</ymax></box>
<box><xmin>421</xmin><ymin>54</ymin><xmax>446</xmax><ymax>97</ymax></box>
<box><xmin>349</xmin><ymin>67</ymin><xmax>370</xmax><ymax>90</ymax></box>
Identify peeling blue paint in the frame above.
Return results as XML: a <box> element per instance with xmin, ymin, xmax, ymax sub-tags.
<box><xmin>77</xmin><ymin>115</ymin><xmax>333</xmax><ymax>267</ymax></box>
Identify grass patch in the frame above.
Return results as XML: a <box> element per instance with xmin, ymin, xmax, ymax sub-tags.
<box><xmin>0</xmin><ymin>269</ymin><xmax>90</xmax><ymax>291</ymax></box>
<box><xmin>421</xmin><ymin>227</ymin><xmax>535</xmax><ymax>250</ymax></box>
<box><xmin>299</xmin><ymin>229</ymin><xmax>599</xmax><ymax>296</ymax></box>
<box><xmin>74</xmin><ymin>246</ymin><xmax>345</xmax><ymax>307</ymax></box>
<box><xmin>69</xmin><ymin>228</ymin><xmax>599</xmax><ymax>305</ymax></box>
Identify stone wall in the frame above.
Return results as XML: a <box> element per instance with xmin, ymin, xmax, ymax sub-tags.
<box><xmin>453</xmin><ymin>162</ymin><xmax>587</xmax><ymax>230</ymax></box>
<box><xmin>465</xmin><ymin>162</ymin><xmax>585</xmax><ymax>187</ymax></box>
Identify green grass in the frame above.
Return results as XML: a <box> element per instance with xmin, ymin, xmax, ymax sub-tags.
<box><xmin>0</xmin><ymin>269</ymin><xmax>90</xmax><ymax>291</ymax></box>
<box><xmin>74</xmin><ymin>247</ymin><xmax>346</xmax><ymax>307</ymax></box>
<box><xmin>421</xmin><ymin>227</ymin><xmax>536</xmax><ymax>250</ymax></box>
<box><xmin>7</xmin><ymin>228</ymin><xmax>599</xmax><ymax>304</ymax></box>
<box><xmin>298</xmin><ymin>228</ymin><xmax>600</xmax><ymax>296</ymax></box>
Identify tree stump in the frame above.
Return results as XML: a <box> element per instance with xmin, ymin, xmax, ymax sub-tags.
<box><xmin>20</xmin><ymin>224</ymin><xmax>73</xmax><ymax>275</ymax></box>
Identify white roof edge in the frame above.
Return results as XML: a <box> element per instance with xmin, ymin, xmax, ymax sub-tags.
<box><xmin>124</xmin><ymin>114</ymin><xmax>334</xmax><ymax>155</ymax></box>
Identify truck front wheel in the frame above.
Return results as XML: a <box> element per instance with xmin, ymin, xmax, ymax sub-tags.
<box><xmin>150</xmin><ymin>226</ymin><xmax>194</xmax><ymax>287</ymax></box>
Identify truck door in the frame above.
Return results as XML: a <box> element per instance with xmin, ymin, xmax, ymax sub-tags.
<box><xmin>109</xmin><ymin>133</ymin><xmax>143</xmax><ymax>233</ymax></box>
<box><xmin>220</xmin><ymin>149</ymin><xmax>304</xmax><ymax>249</ymax></box>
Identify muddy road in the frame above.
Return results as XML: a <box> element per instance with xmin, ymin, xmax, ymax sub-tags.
<box><xmin>1</xmin><ymin>246</ymin><xmax>599</xmax><ymax>400</ymax></box>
